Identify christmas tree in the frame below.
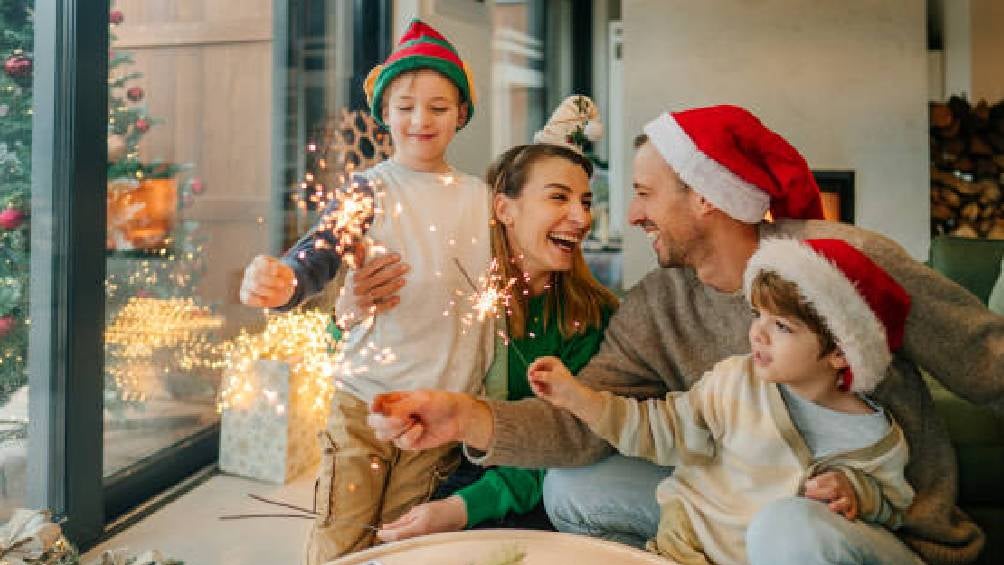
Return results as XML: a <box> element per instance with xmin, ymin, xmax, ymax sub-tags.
<box><xmin>0</xmin><ymin>1</ymin><xmax>34</xmax><ymax>406</ymax></box>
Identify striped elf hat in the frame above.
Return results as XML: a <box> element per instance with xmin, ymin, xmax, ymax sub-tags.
<box><xmin>364</xmin><ymin>18</ymin><xmax>477</xmax><ymax>129</ymax></box>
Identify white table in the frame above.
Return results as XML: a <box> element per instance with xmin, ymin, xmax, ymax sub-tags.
<box><xmin>327</xmin><ymin>529</ymin><xmax>670</xmax><ymax>564</ymax></box>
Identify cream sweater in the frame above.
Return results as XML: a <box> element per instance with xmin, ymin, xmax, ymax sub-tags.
<box><xmin>592</xmin><ymin>354</ymin><xmax>913</xmax><ymax>564</ymax></box>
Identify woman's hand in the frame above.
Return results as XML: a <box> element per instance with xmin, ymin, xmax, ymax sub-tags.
<box><xmin>528</xmin><ymin>356</ymin><xmax>602</xmax><ymax>424</ymax></box>
<box><xmin>804</xmin><ymin>470</ymin><xmax>859</xmax><ymax>521</ymax></box>
<box><xmin>368</xmin><ymin>390</ymin><xmax>494</xmax><ymax>450</ymax></box>
<box><xmin>350</xmin><ymin>251</ymin><xmax>410</xmax><ymax>315</ymax></box>
<box><xmin>376</xmin><ymin>496</ymin><xmax>468</xmax><ymax>542</ymax></box>
<box><xmin>239</xmin><ymin>255</ymin><xmax>296</xmax><ymax>308</ymax></box>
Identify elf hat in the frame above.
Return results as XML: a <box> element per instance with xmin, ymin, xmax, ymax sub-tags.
<box><xmin>533</xmin><ymin>95</ymin><xmax>603</xmax><ymax>155</ymax></box>
<box><xmin>643</xmin><ymin>105</ymin><xmax>824</xmax><ymax>223</ymax></box>
<box><xmin>364</xmin><ymin>18</ymin><xmax>477</xmax><ymax>129</ymax></box>
<box><xmin>743</xmin><ymin>238</ymin><xmax>912</xmax><ymax>393</ymax></box>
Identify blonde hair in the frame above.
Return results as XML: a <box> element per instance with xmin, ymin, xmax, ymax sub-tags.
<box><xmin>486</xmin><ymin>144</ymin><xmax>618</xmax><ymax>339</ymax></box>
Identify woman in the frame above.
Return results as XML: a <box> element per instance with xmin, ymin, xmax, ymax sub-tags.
<box><xmin>349</xmin><ymin>106</ymin><xmax>618</xmax><ymax>540</ymax></box>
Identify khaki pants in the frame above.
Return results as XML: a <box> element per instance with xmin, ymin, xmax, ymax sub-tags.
<box><xmin>303</xmin><ymin>390</ymin><xmax>459</xmax><ymax>565</ymax></box>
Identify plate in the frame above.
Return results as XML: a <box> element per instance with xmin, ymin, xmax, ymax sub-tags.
<box><xmin>326</xmin><ymin>529</ymin><xmax>668</xmax><ymax>565</ymax></box>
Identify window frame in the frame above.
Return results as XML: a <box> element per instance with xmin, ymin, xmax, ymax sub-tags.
<box><xmin>29</xmin><ymin>0</ymin><xmax>109</xmax><ymax>546</ymax></box>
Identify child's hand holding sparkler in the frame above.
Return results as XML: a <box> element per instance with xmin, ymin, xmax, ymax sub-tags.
<box><xmin>528</xmin><ymin>356</ymin><xmax>604</xmax><ymax>425</ymax></box>
<box><xmin>240</xmin><ymin>255</ymin><xmax>297</xmax><ymax>308</ymax></box>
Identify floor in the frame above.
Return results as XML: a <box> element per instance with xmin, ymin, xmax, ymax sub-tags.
<box><xmin>83</xmin><ymin>469</ymin><xmax>315</xmax><ymax>565</ymax></box>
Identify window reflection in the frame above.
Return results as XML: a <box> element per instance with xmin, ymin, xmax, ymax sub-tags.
<box><xmin>103</xmin><ymin>0</ymin><xmax>272</xmax><ymax>476</ymax></box>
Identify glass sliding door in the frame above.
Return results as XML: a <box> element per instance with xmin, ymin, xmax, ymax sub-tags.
<box><xmin>101</xmin><ymin>0</ymin><xmax>274</xmax><ymax>515</ymax></box>
<box><xmin>99</xmin><ymin>0</ymin><xmax>390</xmax><ymax>523</ymax></box>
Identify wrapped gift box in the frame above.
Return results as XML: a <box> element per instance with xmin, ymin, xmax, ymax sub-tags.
<box><xmin>219</xmin><ymin>359</ymin><xmax>327</xmax><ymax>484</ymax></box>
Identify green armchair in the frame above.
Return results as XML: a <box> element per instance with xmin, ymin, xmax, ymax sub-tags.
<box><xmin>926</xmin><ymin>235</ymin><xmax>1004</xmax><ymax>564</ymax></box>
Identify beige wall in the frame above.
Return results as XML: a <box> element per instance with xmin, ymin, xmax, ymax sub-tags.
<box><xmin>970</xmin><ymin>0</ymin><xmax>1004</xmax><ymax>103</ymax></box>
<box><xmin>115</xmin><ymin>0</ymin><xmax>272</xmax><ymax>330</ymax></box>
<box><xmin>942</xmin><ymin>0</ymin><xmax>1004</xmax><ymax>102</ymax></box>
<box><xmin>619</xmin><ymin>0</ymin><xmax>929</xmax><ymax>288</ymax></box>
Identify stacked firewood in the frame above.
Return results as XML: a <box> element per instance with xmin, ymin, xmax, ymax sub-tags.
<box><xmin>930</xmin><ymin>96</ymin><xmax>1004</xmax><ymax>239</ymax></box>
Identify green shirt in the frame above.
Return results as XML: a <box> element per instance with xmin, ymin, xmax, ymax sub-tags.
<box><xmin>456</xmin><ymin>294</ymin><xmax>611</xmax><ymax>527</ymax></box>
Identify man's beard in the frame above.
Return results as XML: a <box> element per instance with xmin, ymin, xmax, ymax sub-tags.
<box><xmin>656</xmin><ymin>232</ymin><xmax>695</xmax><ymax>269</ymax></box>
<box><xmin>657</xmin><ymin>244</ymin><xmax>687</xmax><ymax>268</ymax></box>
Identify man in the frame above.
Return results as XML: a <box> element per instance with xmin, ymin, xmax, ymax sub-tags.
<box><xmin>369</xmin><ymin>105</ymin><xmax>1003</xmax><ymax>564</ymax></box>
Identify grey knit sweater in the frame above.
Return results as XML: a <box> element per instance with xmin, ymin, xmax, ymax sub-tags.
<box><xmin>474</xmin><ymin>219</ymin><xmax>1004</xmax><ymax>565</ymax></box>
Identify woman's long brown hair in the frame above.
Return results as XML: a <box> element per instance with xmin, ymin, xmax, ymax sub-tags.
<box><xmin>486</xmin><ymin>144</ymin><xmax>619</xmax><ymax>339</ymax></box>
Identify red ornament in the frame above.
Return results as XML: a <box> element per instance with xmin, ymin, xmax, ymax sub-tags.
<box><xmin>3</xmin><ymin>53</ymin><xmax>32</xmax><ymax>79</ymax></box>
<box><xmin>134</xmin><ymin>118</ymin><xmax>150</xmax><ymax>133</ymax></box>
<box><xmin>190</xmin><ymin>177</ymin><xmax>205</xmax><ymax>195</ymax></box>
<box><xmin>110</xmin><ymin>10</ymin><xmax>125</xmax><ymax>25</ymax></box>
<box><xmin>0</xmin><ymin>208</ymin><xmax>26</xmax><ymax>230</ymax></box>
<box><xmin>127</xmin><ymin>86</ymin><xmax>145</xmax><ymax>102</ymax></box>
<box><xmin>0</xmin><ymin>315</ymin><xmax>14</xmax><ymax>338</ymax></box>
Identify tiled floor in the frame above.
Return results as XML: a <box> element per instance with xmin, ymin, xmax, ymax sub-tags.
<box><xmin>84</xmin><ymin>470</ymin><xmax>315</xmax><ymax>565</ymax></box>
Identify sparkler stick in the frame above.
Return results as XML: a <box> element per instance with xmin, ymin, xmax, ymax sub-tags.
<box><xmin>452</xmin><ymin>258</ymin><xmax>530</xmax><ymax>367</ymax></box>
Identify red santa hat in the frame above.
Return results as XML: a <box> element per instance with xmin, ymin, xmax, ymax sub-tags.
<box><xmin>643</xmin><ymin>105</ymin><xmax>824</xmax><ymax>223</ymax></box>
<box><xmin>743</xmin><ymin>238</ymin><xmax>911</xmax><ymax>393</ymax></box>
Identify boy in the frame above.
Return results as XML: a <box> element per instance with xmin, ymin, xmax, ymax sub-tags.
<box><xmin>238</xmin><ymin>19</ymin><xmax>492</xmax><ymax>564</ymax></box>
<box><xmin>529</xmin><ymin>238</ymin><xmax>916</xmax><ymax>564</ymax></box>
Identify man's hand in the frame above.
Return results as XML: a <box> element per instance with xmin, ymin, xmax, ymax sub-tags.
<box><xmin>368</xmin><ymin>390</ymin><xmax>493</xmax><ymax>451</ymax></box>
<box><xmin>804</xmin><ymin>470</ymin><xmax>859</xmax><ymax>521</ymax></box>
<box><xmin>376</xmin><ymin>496</ymin><xmax>467</xmax><ymax>542</ymax></box>
<box><xmin>239</xmin><ymin>255</ymin><xmax>296</xmax><ymax>308</ymax></box>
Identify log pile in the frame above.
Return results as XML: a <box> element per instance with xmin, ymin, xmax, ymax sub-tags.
<box><xmin>930</xmin><ymin>96</ymin><xmax>1004</xmax><ymax>239</ymax></box>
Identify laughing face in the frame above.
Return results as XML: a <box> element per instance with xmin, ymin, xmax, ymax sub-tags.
<box><xmin>495</xmin><ymin>156</ymin><xmax>592</xmax><ymax>282</ymax></box>
<box><xmin>627</xmin><ymin>142</ymin><xmax>704</xmax><ymax>268</ymax></box>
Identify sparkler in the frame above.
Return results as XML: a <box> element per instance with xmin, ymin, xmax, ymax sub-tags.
<box><xmin>296</xmin><ymin>176</ymin><xmax>384</xmax><ymax>270</ymax></box>
<box><xmin>453</xmin><ymin>258</ymin><xmax>530</xmax><ymax>367</ymax></box>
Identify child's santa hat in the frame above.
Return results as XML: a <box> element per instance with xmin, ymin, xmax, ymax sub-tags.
<box><xmin>643</xmin><ymin>105</ymin><xmax>824</xmax><ymax>223</ymax></box>
<box><xmin>743</xmin><ymin>238</ymin><xmax>912</xmax><ymax>393</ymax></box>
<box><xmin>364</xmin><ymin>18</ymin><xmax>477</xmax><ymax>129</ymax></box>
<box><xmin>533</xmin><ymin>95</ymin><xmax>603</xmax><ymax>155</ymax></box>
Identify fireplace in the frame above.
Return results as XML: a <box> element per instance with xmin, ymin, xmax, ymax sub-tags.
<box><xmin>812</xmin><ymin>170</ymin><xmax>855</xmax><ymax>223</ymax></box>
